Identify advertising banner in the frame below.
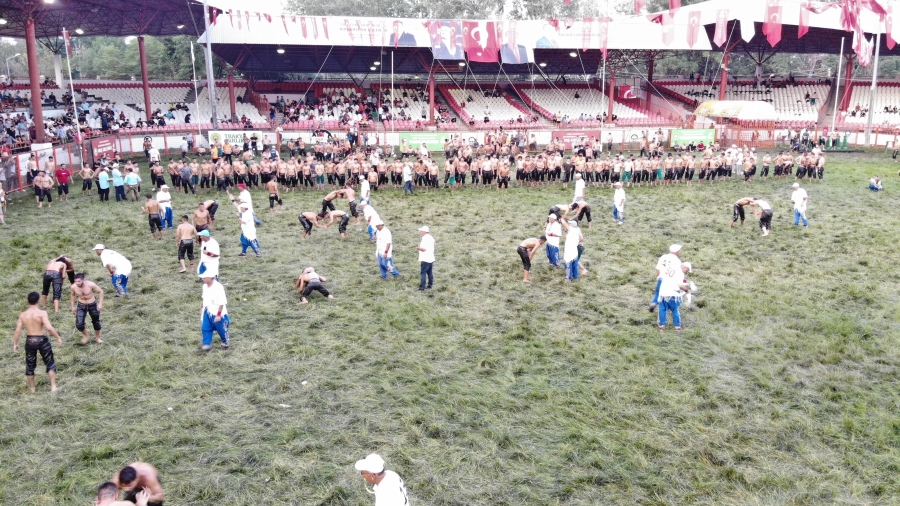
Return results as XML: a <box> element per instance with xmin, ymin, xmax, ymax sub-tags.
<box><xmin>91</xmin><ymin>136</ymin><xmax>117</xmax><ymax>163</ymax></box>
<box><xmin>669</xmin><ymin>128</ymin><xmax>715</xmax><ymax>147</ymax></box>
<box><xmin>399</xmin><ymin>131</ymin><xmax>455</xmax><ymax>151</ymax></box>
<box><xmin>550</xmin><ymin>130</ymin><xmax>600</xmax><ymax>150</ymax></box>
<box><xmin>207</xmin><ymin>130</ymin><xmax>263</xmax><ymax>148</ymax></box>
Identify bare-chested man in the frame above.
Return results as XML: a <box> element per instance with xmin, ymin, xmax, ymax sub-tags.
<box><xmin>265</xmin><ymin>177</ymin><xmax>282</xmax><ymax>214</ymax></box>
<box><xmin>321</xmin><ymin>189</ymin><xmax>342</xmax><ymax>214</ymax></box>
<box><xmin>94</xmin><ymin>481</ymin><xmax>149</xmax><ymax>506</ymax></box>
<box><xmin>175</xmin><ymin>215</ymin><xmax>198</xmax><ymax>273</ymax></box>
<box><xmin>113</xmin><ymin>462</ymin><xmax>165</xmax><ymax>506</ymax></box>
<box><xmin>193</xmin><ymin>202</ymin><xmax>211</xmax><ymax>232</ymax></box>
<box><xmin>13</xmin><ymin>292</ymin><xmax>63</xmax><ymax>392</ymax></box>
<box><xmin>78</xmin><ymin>165</ymin><xmax>95</xmax><ymax>196</ymax></box>
<box><xmin>343</xmin><ymin>182</ymin><xmax>359</xmax><ymax>223</ymax></box>
<box><xmin>296</xmin><ymin>266</ymin><xmax>334</xmax><ymax>304</ymax></box>
<box><xmin>318</xmin><ymin>209</ymin><xmax>350</xmax><ymax>238</ymax></box>
<box><xmin>70</xmin><ymin>273</ymin><xmax>104</xmax><ymax>345</ymax></box>
<box><xmin>299</xmin><ymin>210</ymin><xmax>326</xmax><ymax>239</ymax></box>
<box><xmin>41</xmin><ymin>257</ymin><xmax>68</xmax><ymax>312</ymax></box>
<box><xmin>142</xmin><ymin>194</ymin><xmax>164</xmax><ymax>240</ymax></box>
<box><xmin>730</xmin><ymin>197</ymin><xmax>754</xmax><ymax>228</ymax></box>
<box><xmin>517</xmin><ymin>236</ymin><xmax>546</xmax><ymax>283</ymax></box>
<box><xmin>34</xmin><ymin>170</ymin><xmax>54</xmax><ymax>208</ymax></box>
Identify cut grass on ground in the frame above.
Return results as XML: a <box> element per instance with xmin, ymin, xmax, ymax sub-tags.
<box><xmin>0</xmin><ymin>151</ymin><xmax>898</xmax><ymax>505</ymax></box>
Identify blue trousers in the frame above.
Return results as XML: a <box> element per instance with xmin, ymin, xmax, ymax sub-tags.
<box><xmin>613</xmin><ymin>205</ymin><xmax>624</xmax><ymax>222</ymax></box>
<box><xmin>546</xmin><ymin>244</ymin><xmax>560</xmax><ymax>266</ymax></box>
<box><xmin>162</xmin><ymin>207</ymin><xmax>173</xmax><ymax>229</ymax></box>
<box><xmin>651</xmin><ymin>278</ymin><xmax>662</xmax><ymax>304</ymax></box>
<box><xmin>658</xmin><ymin>297</ymin><xmax>682</xmax><ymax>327</ymax></box>
<box><xmin>378</xmin><ymin>255</ymin><xmax>400</xmax><ymax>278</ymax></box>
<box><xmin>793</xmin><ymin>209</ymin><xmax>808</xmax><ymax>226</ymax></box>
<box><xmin>114</xmin><ymin>185</ymin><xmax>126</xmax><ymax>202</ymax></box>
<box><xmin>111</xmin><ymin>274</ymin><xmax>129</xmax><ymax>295</ymax></box>
<box><xmin>367</xmin><ymin>225</ymin><xmax>375</xmax><ymax>240</ymax></box>
<box><xmin>419</xmin><ymin>261</ymin><xmax>433</xmax><ymax>289</ymax></box>
<box><xmin>869</xmin><ymin>185</ymin><xmax>882</xmax><ymax>191</ymax></box>
<box><xmin>201</xmin><ymin>311</ymin><xmax>229</xmax><ymax>346</ymax></box>
<box><xmin>566</xmin><ymin>259</ymin><xmax>580</xmax><ymax>280</ymax></box>
<box><xmin>404</xmin><ymin>181</ymin><xmax>415</xmax><ymax>195</ymax></box>
<box><xmin>240</xmin><ymin>234</ymin><xmax>261</xmax><ymax>255</ymax></box>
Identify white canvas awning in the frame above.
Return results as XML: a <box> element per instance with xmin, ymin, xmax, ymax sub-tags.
<box><xmin>694</xmin><ymin>100</ymin><xmax>779</xmax><ymax>120</ymax></box>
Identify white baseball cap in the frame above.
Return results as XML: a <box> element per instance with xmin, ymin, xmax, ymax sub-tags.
<box><xmin>682</xmin><ymin>262</ymin><xmax>692</xmax><ymax>272</ymax></box>
<box><xmin>92</xmin><ymin>244</ymin><xmax>105</xmax><ymax>251</ymax></box>
<box><xmin>354</xmin><ymin>453</ymin><xmax>385</xmax><ymax>474</ymax></box>
<box><xmin>200</xmin><ymin>271</ymin><xmax>217</xmax><ymax>279</ymax></box>
<box><xmin>161</xmin><ymin>184</ymin><xmax>169</xmax><ymax>189</ymax></box>
<box><xmin>418</xmin><ymin>225</ymin><xmax>430</xmax><ymax>233</ymax></box>
<box><xmin>669</xmin><ymin>244</ymin><xmax>682</xmax><ymax>253</ymax></box>
<box><xmin>792</xmin><ymin>183</ymin><xmax>799</xmax><ymax>188</ymax></box>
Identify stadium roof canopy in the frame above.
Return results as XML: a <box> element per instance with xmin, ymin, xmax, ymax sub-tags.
<box><xmin>0</xmin><ymin>0</ymin><xmax>208</xmax><ymax>40</ymax></box>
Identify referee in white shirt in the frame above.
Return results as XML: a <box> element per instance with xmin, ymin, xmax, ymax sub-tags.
<box><xmin>416</xmin><ymin>225</ymin><xmax>435</xmax><ymax>290</ymax></box>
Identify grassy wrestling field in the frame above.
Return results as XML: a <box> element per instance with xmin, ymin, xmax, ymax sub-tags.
<box><xmin>0</xmin><ymin>150</ymin><xmax>898</xmax><ymax>505</ymax></box>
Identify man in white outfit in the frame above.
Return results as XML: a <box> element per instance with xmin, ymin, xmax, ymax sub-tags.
<box><xmin>613</xmin><ymin>182</ymin><xmax>626</xmax><ymax>224</ymax></box>
<box><xmin>354</xmin><ymin>453</ymin><xmax>410</xmax><ymax>506</ymax></box>
<box><xmin>791</xmin><ymin>182</ymin><xmax>808</xmax><ymax>227</ymax></box>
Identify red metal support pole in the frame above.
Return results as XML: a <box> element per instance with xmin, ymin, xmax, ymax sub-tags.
<box><xmin>646</xmin><ymin>56</ymin><xmax>654</xmax><ymax>111</ymax></box>
<box><xmin>25</xmin><ymin>18</ymin><xmax>44</xmax><ymax>144</ymax></box>
<box><xmin>228</xmin><ymin>72</ymin><xmax>236</xmax><ymax>121</ymax></box>
<box><xmin>138</xmin><ymin>36</ymin><xmax>152</xmax><ymax>123</ymax></box>
<box><xmin>607</xmin><ymin>77</ymin><xmax>615</xmax><ymax>122</ymax></box>
<box><xmin>841</xmin><ymin>54</ymin><xmax>854</xmax><ymax>110</ymax></box>
<box><xmin>429</xmin><ymin>74</ymin><xmax>435</xmax><ymax>124</ymax></box>
<box><xmin>719</xmin><ymin>49</ymin><xmax>730</xmax><ymax>101</ymax></box>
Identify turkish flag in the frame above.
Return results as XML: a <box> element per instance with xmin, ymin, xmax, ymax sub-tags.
<box><xmin>887</xmin><ymin>4</ymin><xmax>896</xmax><ymax>50</ymax></box>
<box><xmin>635</xmin><ymin>0</ymin><xmax>646</xmax><ymax>15</ymax></box>
<box><xmin>598</xmin><ymin>17</ymin><xmax>610</xmax><ymax>59</ymax></box>
<box><xmin>670</xmin><ymin>0</ymin><xmax>681</xmax><ymax>14</ymax></box>
<box><xmin>714</xmin><ymin>9</ymin><xmax>729</xmax><ymax>47</ymax></box>
<box><xmin>764</xmin><ymin>4</ymin><xmax>782</xmax><ymax>47</ymax></box>
<box><xmin>687</xmin><ymin>11</ymin><xmax>702</xmax><ymax>48</ymax></box>
<box><xmin>463</xmin><ymin>21</ymin><xmax>499</xmax><ymax>63</ymax></box>
<box><xmin>799</xmin><ymin>0</ymin><xmax>811</xmax><ymax>38</ymax></box>
<box><xmin>661</xmin><ymin>12</ymin><xmax>674</xmax><ymax>46</ymax></box>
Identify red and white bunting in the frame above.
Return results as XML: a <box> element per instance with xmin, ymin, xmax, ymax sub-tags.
<box><xmin>598</xmin><ymin>17</ymin><xmax>609</xmax><ymax>59</ymax></box>
<box><xmin>714</xmin><ymin>9</ymin><xmax>729</xmax><ymax>47</ymax></box>
<box><xmin>687</xmin><ymin>11</ymin><xmax>702</xmax><ymax>48</ymax></box>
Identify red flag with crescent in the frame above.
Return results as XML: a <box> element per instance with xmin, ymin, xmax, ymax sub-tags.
<box><xmin>714</xmin><ymin>9</ymin><xmax>728</xmax><ymax>47</ymax></box>
<box><xmin>887</xmin><ymin>3</ymin><xmax>896</xmax><ymax>50</ymax></box>
<box><xmin>582</xmin><ymin>17</ymin><xmax>593</xmax><ymax>52</ymax></box>
<box><xmin>635</xmin><ymin>0</ymin><xmax>646</xmax><ymax>15</ymax></box>
<box><xmin>687</xmin><ymin>11</ymin><xmax>702</xmax><ymax>48</ymax></box>
<box><xmin>598</xmin><ymin>17</ymin><xmax>609</xmax><ymax>59</ymax></box>
<box><xmin>300</xmin><ymin>17</ymin><xmax>307</xmax><ymax>38</ymax></box>
<box><xmin>322</xmin><ymin>17</ymin><xmax>329</xmax><ymax>39</ymax></box>
<box><xmin>63</xmin><ymin>29</ymin><xmax>73</xmax><ymax>57</ymax></box>
<box><xmin>764</xmin><ymin>3</ymin><xmax>782</xmax><ymax>47</ymax></box>
<box><xmin>211</xmin><ymin>7</ymin><xmax>218</xmax><ymax>25</ymax></box>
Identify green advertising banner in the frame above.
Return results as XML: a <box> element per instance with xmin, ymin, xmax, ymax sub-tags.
<box><xmin>398</xmin><ymin>132</ymin><xmax>454</xmax><ymax>151</ymax></box>
<box><xmin>669</xmin><ymin>129</ymin><xmax>716</xmax><ymax>147</ymax></box>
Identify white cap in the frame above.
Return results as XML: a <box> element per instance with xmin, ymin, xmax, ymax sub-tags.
<box><xmin>418</xmin><ymin>225</ymin><xmax>430</xmax><ymax>233</ymax></box>
<box><xmin>372</xmin><ymin>219</ymin><xmax>384</xmax><ymax>227</ymax></box>
<box><xmin>161</xmin><ymin>184</ymin><xmax>169</xmax><ymax>189</ymax></box>
<box><xmin>669</xmin><ymin>244</ymin><xmax>682</xmax><ymax>253</ymax></box>
<box><xmin>792</xmin><ymin>182</ymin><xmax>799</xmax><ymax>188</ymax></box>
<box><xmin>547</xmin><ymin>214</ymin><xmax>557</xmax><ymax>220</ymax></box>
<box><xmin>682</xmin><ymin>262</ymin><xmax>692</xmax><ymax>272</ymax></box>
<box><xmin>354</xmin><ymin>453</ymin><xmax>385</xmax><ymax>474</ymax></box>
<box><xmin>200</xmin><ymin>271</ymin><xmax>217</xmax><ymax>279</ymax></box>
<box><xmin>92</xmin><ymin>244</ymin><xmax>105</xmax><ymax>251</ymax></box>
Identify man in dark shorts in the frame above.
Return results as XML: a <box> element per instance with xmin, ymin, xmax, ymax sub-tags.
<box><xmin>318</xmin><ymin>210</ymin><xmax>350</xmax><ymax>238</ymax></box>
<box><xmin>13</xmin><ymin>292</ymin><xmax>63</xmax><ymax>392</ymax></box>
<box><xmin>113</xmin><ymin>462</ymin><xmax>165</xmax><ymax>506</ymax></box>
<box><xmin>729</xmin><ymin>197</ymin><xmax>754</xmax><ymax>228</ymax></box>
<box><xmin>41</xmin><ymin>257</ymin><xmax>68</xmax><ymax>313</ymax></box>
<box><xmin>751</xmin><ymin>197</ymin><xmax>774</xmax><ymax>237</ymax></box>
<box><xmin>175</xmin><ymin>215</ymin><xmax>198</xmax><ymax>273</ymax></box>
<box><xmin>265</xmin><ymin>178</ymin><xmax>282</xmax><ymax>214</ymax></box>
<box><xmin>569</xmin><ymin>201</ymin><xmax>592</xmax><ymax>229</ymax></box>
<box><xmin>142</xmin><ymin>194</ymin><xmax>164</xmax><ymax>240</ymax></box>
<box><xmin>70</xmin><ymin>273</ymin><xmax>104</xmax><ymax>345</ymax></box>
<box><xmin>320</xmin><ymin>189</ymin><xmax>342</xmax><ymax>214</ymax></box>
<box><xmin>54</xmin><ymin>164</ymin><xmax>72</xmax><ymax>201</ymax></box>
<box><xmin>299</xmin><ymin>211</ymin><xmax>323</xmax><ymax>239</ymax></box>
<box><xmin>296</xmin><ymin>267</ymin><xmax>334</xmax><ymax>304</ymax></box>
<box><xmin>517</xmin><ymin>236</ymin><xmax>546</xmax><ymax>283</ymax></box>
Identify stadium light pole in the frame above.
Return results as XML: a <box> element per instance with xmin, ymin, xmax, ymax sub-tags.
<box><xmin>203</xmin><ymin>0</ymin><xmax>219</xmax><ymax>128</ymax></box>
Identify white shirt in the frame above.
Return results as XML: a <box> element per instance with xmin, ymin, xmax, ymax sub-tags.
<box><xmin>791</xmin><ymin>188</ymin><xmax>808</xmax><ymax>212</ymax></box>
<box><xmin>659</xmin><ymin>268</ymin><xmax>685</xmax><ymax>298</ymax></box>
<box><xmin>239</xmin><ymin>211</ymin><xmax>257</xmax><ymax>241</ymax></box>
<box><xmin>373</xmin><ymin>470</ymin><xmax>409</xmax><ymax>506</ymax></box>
<box><xmin>376</xmin><ymin>226</ymin><xmax>393</xmax><ymax>257</ymax></box>
<box><xmin>202</xmin><ymin>280</ymin><xmax>228</xmax><ymax>315</ymax></box>
<box><xmin>199</xmin><ymin>237</ymin><xmax>220</xmax><ymax>276</ymax></box>
<box><xmin>544</xmin><ymin>221</ymin><xmax>561</xmax><ymax>247</ymax></box>
<box><xmin>574</xmin><ymin>178</ymin><xmax>585</xmax><ymax>201</ymax></box>
<box><xmin>614</xmin><ymin>188</ymin><xmax>626</xmax><ymax>209</ymax></box>
<box><xmin>563</xmin><ymin>225</ymin><xmax>581</xmax><ymax>262</ymax></box>
<box><xmin>403</xmin><ymin>165</ymin><xmax>412</xmax><ymax>183</ymax></box>
<box><xmin>148</xmin><ymin>147</ymin><xmax>160</xmax><ymax>161</ymax></box>
<box><xmin>363</xmin><ymin>207</ymin><xmax>380</xmax><ymax>226</ymax></box>
<box><xmin>655</xmin><ymin>253</ymin><xmax>681</xmax><ymax>283</ymax></box>
<box><xmin>99</xmin><ymin>249</ymin><xmax>132</xmax><ymax>277</ymax></box>
<box><xmin>156</xmin><ymin>190</ymin><xmax>171</xmax><ymax>210</ymax></box>
<box><xmin>360</xmin><ymin>179</ymin><xmax>371</xmax><ymax>200</ymax></box>
<box><xmin>418</xmin><ymin>233</ymin><xmax>435</xmax><ymax>263</ymax></box>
